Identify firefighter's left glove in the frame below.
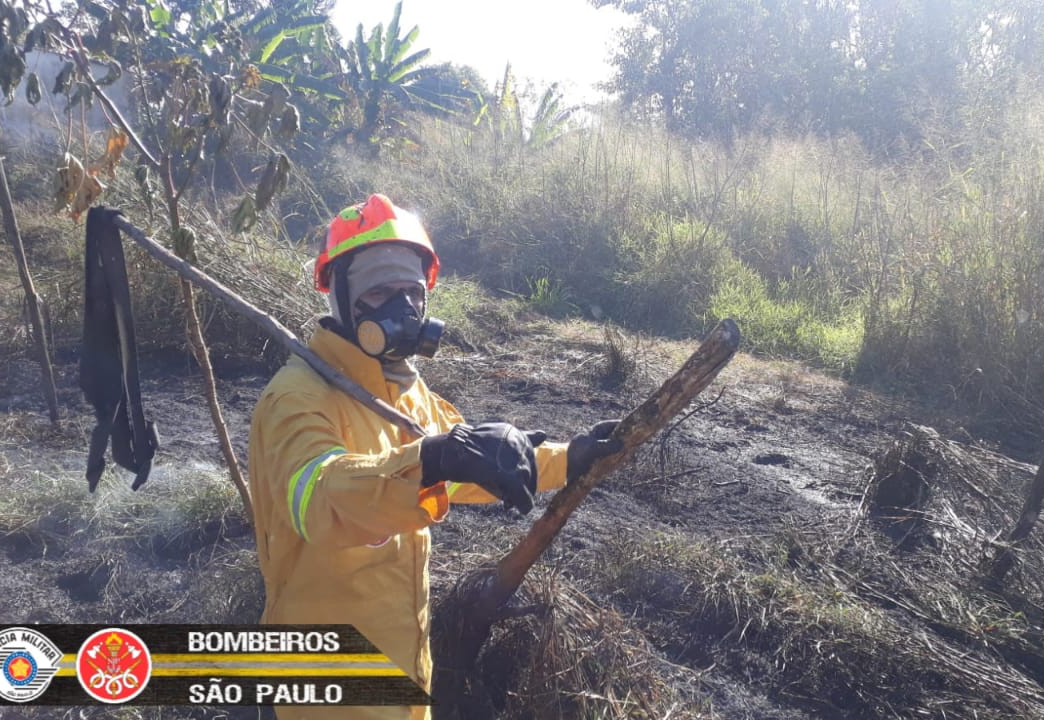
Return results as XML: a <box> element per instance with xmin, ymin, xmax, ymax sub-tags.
<box><xmin>421</xmin><ymin>422</ymin><xmax>547</xmax><ymax>514</ymax></box>
<box><xmin>566</xmin><ymin>419</ymin><xmax>624</xmax><ymax>485</ymax></box>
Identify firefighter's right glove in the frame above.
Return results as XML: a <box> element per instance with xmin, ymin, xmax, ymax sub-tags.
<box><xmin>421</xmin><ymin>422</ymin><xmax>547</xmax><ymax>514</ymax></box>
<box><xmin>566</xmin><ymin>419</ymin><xmax>624</xmax><ymax>485</ymax></box>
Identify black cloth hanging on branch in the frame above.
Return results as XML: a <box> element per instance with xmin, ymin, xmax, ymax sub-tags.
<box><xmin>80</xmin><ymin>206</ymin><xmax>159</xmax><ymax>491</ymax></box>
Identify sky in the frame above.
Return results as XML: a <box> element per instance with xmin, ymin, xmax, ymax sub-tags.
<box><xmin>329</xmin><ymin>0</ymin><xmax>630</xmax><ymax>105</ymax></box>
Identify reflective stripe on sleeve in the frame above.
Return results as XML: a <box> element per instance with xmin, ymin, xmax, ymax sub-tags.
<box><xmin>287</xmin><ymin>447</ymin><xmax>348</xmax><ymax>541</ymax></box>
<box><xmin>445</xmin><ymin>481</ymin><xmax>462</xmax><ymax>497</ymax></box>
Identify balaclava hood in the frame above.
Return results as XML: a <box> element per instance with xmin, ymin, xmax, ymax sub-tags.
<box><xmin>328</xmin><ymin>244</ymin><xmax>426</xmax><ymax>390</ymax></box>
<box><xmin>328</xmin><ymin>244</ymin><xmax>426</xmax><ymax>325</ymax></box>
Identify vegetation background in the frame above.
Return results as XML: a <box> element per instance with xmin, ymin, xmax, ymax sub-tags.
<box><xmin>2</xmin><ymin>0</ymin><xmax>1040</xmax><ymax>445</ymax></box>
<box><xmin>0</xmin><ymin>0</ymin><xmax>1043</xmax><ymax>718</ymax></box>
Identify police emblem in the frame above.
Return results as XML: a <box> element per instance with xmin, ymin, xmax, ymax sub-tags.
<box><xmin>76</xmin><ymin>628</ymin><xmax>152</xmax><ymax>703</ymax></box>
<box><xmin>0</xmin><ymin>626</ymin><xmax>63</xmax><ymax>702</ymax></box>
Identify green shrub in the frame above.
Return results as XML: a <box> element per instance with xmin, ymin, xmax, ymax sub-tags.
<box><xmin>524</xmin><ymin>275</ymin><xmax>577</xmax><ymax>317</ymax></box>
<box><xmin>710</xmin><ymin>258</ymin><xmax>863</xmax><ymax>372</ymax></box>
<box><xmin>609</xmin><ymin>215</ymin><xmax>733</xmax><ymax>336</ymax></box>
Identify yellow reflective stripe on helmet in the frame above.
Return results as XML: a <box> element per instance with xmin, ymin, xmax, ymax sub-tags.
<box><xmin>288</xmin><ymin>447</ymin><xmax>347</xmax><ymax>541</ymax></box>
<box><xmin>325</xmin><ymin>219</ymin><xmax>412</xmax><ymax>261</ymax></box>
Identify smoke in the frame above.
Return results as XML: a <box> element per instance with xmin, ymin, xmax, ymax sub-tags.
<box><xmin>0</xmin><ymin>51</ymin><xmax>133</xmax><ymax>145</ymax></box>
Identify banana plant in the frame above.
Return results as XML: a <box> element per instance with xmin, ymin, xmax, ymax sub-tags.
<box><xmin>128</xmin><ymin>0</ymin><xmax>348</xmax><ymax>133</ymax></box>
<box><xmin>341</xmin><ymin>0</ymin><xmax>442</xmax><ymax>149</ymax></box>
<box><xmin>491</xmin><ymin>62</ymin><xmax>524</xmax><ymax>146</ymax></box>
<box><xmin>474</xmin><ymin>64</ymin><xmax>574</xmax><ymax>151</ymax></box>
<box><xmin>527</xmin><ymin>82</ymin><xmax>573</xmax><ymax>149</ymax></box>
<box><xmin>240</xmin><ymin>0</ymin><xmax>351</xmax><ymax>132</ymax></box>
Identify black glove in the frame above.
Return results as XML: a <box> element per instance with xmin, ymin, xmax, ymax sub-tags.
<box><xmin>421</xmin><ymin>422</ymin><xmax>547</xmax><ymax>514</ymax></box>
<box><xmin>566</xmin><ymin>419</ymin><xmax>623</xmax><ymax>484</ymax></box>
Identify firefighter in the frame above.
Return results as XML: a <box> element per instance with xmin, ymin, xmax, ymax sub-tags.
<box><xmin>247</xmin><ymin>194</ymin><xmax>620</xmax><ymax>719</ymax></box>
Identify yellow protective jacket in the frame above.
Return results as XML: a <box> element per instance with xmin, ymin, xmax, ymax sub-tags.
<box><xmin>247</xmin><ymin>325</ymin><xmax>568</xmax><ymax>720</ymax></box>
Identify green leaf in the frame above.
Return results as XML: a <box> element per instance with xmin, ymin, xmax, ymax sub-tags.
<box><xmin>281</xmin><ymin>18</ymin><xmax>329</xmax><ymax>42</ymax></box>
<box><xmin>258</xmin><ymin>17</ymin><xmax>330</xmax><ymax>65</ymax></box>
<box><xmin>239</xmin><ymin>5</ymin><xmax>279</xmax><ymax>35</ymax></box>
<box><xmin>384</xmin><ymin>1</ymin><xmax>403</xmax><ymax>63</ymax></box>
<box><xmin>388</xmin><ymin>48</ymin><xmax>429</xmax><ymax>82</ymax></box>
<box><xmin>388</xmin><ymin>26</ymin><xmax>419</xmax><ymax>67</ymax></box>
<box><xmin>148</xmin><ymin>0</ymin><xmax>173</xmax><ymax>28</ymax></box>
<box><xmin>355</xmin><ymin>25</ymin><xmax>373</xmax><ymax>79</ymax></box>
<box><xmin>256</xmin><ymin>63</ymin><xmax>348</xmax><ymax>100</ymax></box>
<box><xmin>258</xmin><ymin>30</ymin><xmax>287</xmax><ymax>63</ymax></box>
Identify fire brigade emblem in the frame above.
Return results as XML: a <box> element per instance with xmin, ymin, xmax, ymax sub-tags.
<box><xmin>0</xmin><ymin>627</ymin><xmax>62</xmax><ymax>702</ymax></box>
<box><xmin>76</xmin><ymin>628</ymin><xmax>152</xmax><ymax>703</ymax></box>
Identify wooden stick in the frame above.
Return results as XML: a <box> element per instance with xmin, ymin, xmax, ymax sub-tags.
<box><xmin>493</xmin><ymin>318</ymin><xmax>741</xmax><ymax>604</ymax></box>
<box><xmin>111</xmin><ymin>215</ymin><xmax>428</xmax><ymax>438</ymax></box>
<box><xmin>990</xmin><ymin>455</ymin><xmax>1044</xmax><ymax>581</ymax></box>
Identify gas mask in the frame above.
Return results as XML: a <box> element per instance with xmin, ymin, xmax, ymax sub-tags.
<box><xmin>353</xmin><ymin>289</ymin><xmax>444</xmax><ymax>361</ymax></box>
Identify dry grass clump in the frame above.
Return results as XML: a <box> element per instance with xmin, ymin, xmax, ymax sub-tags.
<box><xmin>183</xmin><ymin>220</ymin><xmax>324</xmax><ymax>357</ymax></box>
<box><xmin>0</xmin><ymin>464</ymin><xmax>83</xmax><ymax>564</ymax></box>
<box><xmin>184</xmin><ymin>546</ymin><xmax>266</xmax><ymax>623</ymax></box>
<box><xmin>861</xmin><ymin>423</ymin><xmax>1044</xmax><ymax>587</ymax></box>
<box><xmin>592</xmin><ymin>524</ymin><xmax>1044</xmax><ymax>720</ymax></box>
<box><xmin>432</xmin><ymin>565</ymin><xmax>708</xmax><ymax>720</ymax></box>
<box><xmin>493</xmin><ymin>572</ymin><xmax>708</xmax><ymax>719</ymax></box>
<box><xmin>0</xmin><ymin>442</ymin><xmax>257</xmax><ymax>621</ymax></box>
<box><xmin>853</xmin><ymin>422</ymin><xmax>1044</xmax><ymax>686</ymax></box>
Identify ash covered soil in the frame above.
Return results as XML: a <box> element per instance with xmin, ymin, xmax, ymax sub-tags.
<box><xmin>0</xmin><ymin>318</ymin><xmax>1042</xmax><ymax>720</ymax></box>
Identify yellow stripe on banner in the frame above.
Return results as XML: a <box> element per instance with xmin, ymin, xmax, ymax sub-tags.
<box><xmin>56</xmin><ymin>667</ymin><xmax>405</xmax><ymax>678</ymax></box>
<box><xmin>152</xmin><ymin>653</ymin><xmax>392</xmax><ymax>664</ymax></box>
<box><xmin>152</xmin><ymin>667</ymin><xmax>407</xmax><ymax>677</ymax></box>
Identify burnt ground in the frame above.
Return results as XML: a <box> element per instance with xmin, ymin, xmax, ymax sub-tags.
<box><xmin>0</xmin><ymin>317</ymin><xmax>1042</xmax><ymax>719</ymax></box>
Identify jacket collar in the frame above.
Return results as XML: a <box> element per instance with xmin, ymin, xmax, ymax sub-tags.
<box><xmin>309</xmin><ymin>320</ymin><xmax>399</xmax><ymax>404</ymax></box>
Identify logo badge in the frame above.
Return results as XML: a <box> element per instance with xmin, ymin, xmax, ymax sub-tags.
<box><xmin>0</xmin><ymin>627</ymin><xmax>63</xmax><ymax>702</ymax></box>
<box><xmin>76</xmin><ymin>628</ymin><xmax>152</xmax><ymax>703</ymax></box>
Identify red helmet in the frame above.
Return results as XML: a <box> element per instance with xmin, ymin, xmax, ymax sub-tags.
<box><xmin>314</xmin><ymin>194</ymin><xmax>440</xmax><ymax>293</ymax></box>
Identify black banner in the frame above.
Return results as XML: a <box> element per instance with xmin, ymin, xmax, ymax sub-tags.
<box><xmin>0</xmin><ymin>624</ymin><xmax>430</xmax><ymax>707</ymax></box>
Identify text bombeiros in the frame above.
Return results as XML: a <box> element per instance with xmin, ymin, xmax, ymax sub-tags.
<box><xmin>186</xmin><ymin>631</ymin><xmax>341</xmax><ymax>653</ymax></box>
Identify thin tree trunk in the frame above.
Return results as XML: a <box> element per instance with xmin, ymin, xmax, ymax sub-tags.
<box><xmin>432</xmin><ymin>319</ymin><xmax>741</xmax><ymax>710</ymax></box>
<box><xmin>176</xmin><ymin>277</ymin><xmax>253</xmax><ymax>519</ymax></box>
<box><xmin>0</xmin><ymin>152</ymin><xmax>59</xmax><ymax>424</ymax></box>
<box><xmin>990</xmin><ymin>457</ymin><xmax>1044</xmax><ymax>582</ymax></box>
<box><xmin>162</xmin><ymin>157</ymin><xmax>252</xmax><ymax>521</ymax></box>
